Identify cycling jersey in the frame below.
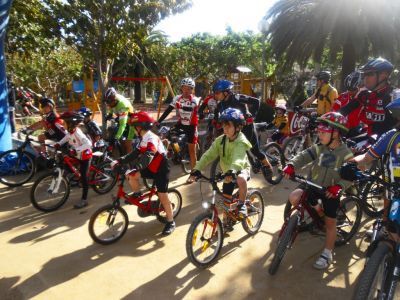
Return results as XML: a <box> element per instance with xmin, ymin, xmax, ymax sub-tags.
<box><xmin>200</xmin><ymin>95</ymin><xmax>217</xmax><ymax>114</ymax></box>
<box><xmin>44</xmin><ymin>111</ymin><xmax>66</xmax><ymax>140</ymax></box>
<box><xmin>58</xmin><ymin>127</ymin><xmax>93</xmax><ymax>160</ymax></box>
<box><xmin>109</xmin><ymin>94</ymin><xmax>134</xmax><ymax>139</ymax></box>
<box><xmin>333</xmin><ymin>92</ymin><xmax>362</xmax><ymax>129</ymax></box>
<box><xmin>315</xmin><ymin>83</ymin><xmax>338</xmax><ymax>115</ymax></box>
<box><xmin>290</xmin><ymin>143</ymin><xmax>353</xmax><ymax>190</ymax></box>
<box><xmin>214</xmin><ymin>93</ymin><xmax>260</xmax><ymax>122</ymax></box>
<box><xmin>332</xmin><ymin>92</ymin><xmax>352</xmax><ymax>112</ymax></box>
<box><xmin>170</xmin><ymin>94</ymin><xmax>200</xmax><ymax>126</ymax></box>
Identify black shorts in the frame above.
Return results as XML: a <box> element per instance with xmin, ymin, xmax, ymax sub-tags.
<box><xmin>175</xmin><ymin>123</ymin><xmax>198</xmax><ymax>144</ymax></box>
<box><xmin>140</xmin><ymin>159</ymin><xmax>170</xmax><ymax>193</ymax></box>
<box><xmin>297</xmin><ymin>184</ymin><xmax>340</xmax><ymax>218</ymax></box>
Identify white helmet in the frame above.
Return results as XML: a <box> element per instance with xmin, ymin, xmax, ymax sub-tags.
<box><xmin>180</xmin><ymin>77</ymin><xmax>195</xmax><ymax>88</ymax></box>
<box><xmin>275</xmin><ymin>103</ymin><xmax>287</xmax><ymax>111</ymax></box>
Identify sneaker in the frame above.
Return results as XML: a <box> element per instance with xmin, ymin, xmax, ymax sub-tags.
<box><xmin>162</xmin><ymin>221</ymin><xmax>176</xmax><ymax>235</ymax></box>
<box><xmin>313</xmin><ymin>251</ymin><xmax>333</xmax><ymax>270</ymax></box>
<box><xmin>237</xmin><ymin>202</ymin><xmax>248</xmax><ymax>218</ymax></box>
<box><xmin>73</xmin><ymin>199</ymin><xmax>88</xmax><ymax>209</ymax></box>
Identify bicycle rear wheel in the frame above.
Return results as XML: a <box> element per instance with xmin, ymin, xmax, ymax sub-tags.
<box><xmin>242</xmin><ymin>190</ymin><xmax>265</xmax><ymax>235</ymax></box>
<box><xmin>353</xmin><ymin>242</ymin><xmax>394</xmax><ymax>300</ymax></box>
<box><xmin>282</xmin><ymin>136</ymin><xmax>303</xmax><ymax>161</ymax></box>
<box><xmin>0</xmin><ymin>150</ymin><xmax>35</xmax><ymax>187</ymax></box>
<box><xmin>88</xmin><ymin>204</ymin><xmax>129</xmax><ymax>245</ymax></box>
<box><xmin>155</xmin><ymin>188</ymin><xmax>183</xmax><ymax>223</ymax></box>
<box><xmin>335</xmin><ymin>196</ymin><xmax>362</xmax><ymax>246</ymax></box>
<box><xmin>30</xmin><ymin>171</ymin><xmax>70</xmax><ymax>212</ymax></box>
<box><xmin>262</xmin><ymin>142</ymin><xmax>285</xmax><ymax>185</ymax></box>
<box><xmin>91</xmin><ymin>161</ymin><xmax>117</xmax><ymax>194</ymax></box>
<box><xmin>269</xmin><ymin>213</ymin><xmax>298</xmax><ymax>275</ymax></box>
<box><xmin>186</xmin><ymin>211</ymin><xmax>224</xmax><ymax>268</ymax></box>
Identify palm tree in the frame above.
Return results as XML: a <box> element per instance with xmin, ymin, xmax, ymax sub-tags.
<box><xmin>265</xmin><ymin>0</ymin><xmax>400</xmax><ymax>89</ymax></box>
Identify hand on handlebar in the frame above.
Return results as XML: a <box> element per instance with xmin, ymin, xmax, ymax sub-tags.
<box><xmin>188</xmin><ymin>169</ymin><xmax>202</xmax><ymax>183</ymax></box>
<box><xmin>282</xmin><ymin>164</ymin><xmax>295</xmax><ymax>179</ymax></box>
<box><xmin>326</xmin><ymin>185</ymin><xmax>342</xmax><ymax>199</ymax></box>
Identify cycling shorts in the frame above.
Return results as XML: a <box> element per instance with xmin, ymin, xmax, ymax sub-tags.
<box><xmin>139</xmin><ymin>159</ymin><xmax>170</xmax><ymax>193</ymax></box>
<box><xmin>297</xmin><ymin>184</ymin><xmax>340</xmax><ymax>218</ymax></box>
<box><xmin>175</xmin><ymin>123</ymin><xmax>198</xmax><ymax>144</ymax></box>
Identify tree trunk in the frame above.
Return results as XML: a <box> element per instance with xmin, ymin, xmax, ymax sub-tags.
<box><xmin>341</xmin><ymin>40</ymin><xmax>356</xmax><ymax>93</ymax></box>
<box><xmin>133</xmin><ymin>59</ymin><xmax>142</xmax><ymax>103</ymax></box>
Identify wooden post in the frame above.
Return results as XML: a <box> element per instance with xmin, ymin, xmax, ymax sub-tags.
<box><xmin>157</xmin><ymin>81</ymin><xmax>165</xmax><ymax>119</ymax></box>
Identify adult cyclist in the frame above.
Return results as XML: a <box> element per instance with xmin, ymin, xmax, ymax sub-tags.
<box><xmin>212</xmin><ymin>79</ymin><xmax>273</xmax><ymax>174</ymax></box>
<box><xmin>157</xmin><ymin>77</ymin><xmax>200</xmax><ymax>180</ymax></box>
<box><xmin>104</xmin><ymin>87</ymin><xmax>135</xmax><ymax>154</ymax></box>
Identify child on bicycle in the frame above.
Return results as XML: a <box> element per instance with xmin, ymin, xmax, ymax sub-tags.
<box><xmin>282</xmin><ymin>111</ymin><xmax>354</xmax><ymax>269</ymax></box>
<box><xmin>78</xmin><ymin>107</ymin><xmax>104</xmax><ymax>149</ymax></box>
<box><xmin>268</xmin><ymin>103</ymin><xmax>289</xmax><ymax>143</ymax></box>
<box><xmin>27</xmin><ymin>97</ymin><xmax>67</xmax><ymax>153</ymax></box>
<box><xmin>55</xmin><ymin>111</ymin><xmax>93</xmax><ymax>209</ymax></box>
<box><xmin>111</xmin><ymin>111</ymin><xmax>176</xmax><ymax>235</ymax></box>
<box><xmin>188</xmin><ymin>108</ymin><xmax>252</xmax><ymax>217</ymax></box>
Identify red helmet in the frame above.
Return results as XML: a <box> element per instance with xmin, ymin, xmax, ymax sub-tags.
<box><xmin>316</xmin><ymin>112</ymin><xmax>348</xmax><ymax>134</ymax></box>
<box><xmin>128</xmin><ymin>111</ymin><xmax>155</xmax><ymax>129</ymax></box>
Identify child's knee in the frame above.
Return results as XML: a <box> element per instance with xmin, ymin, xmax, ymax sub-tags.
<box><xmin>236</xmin><ymin>175</ymin><xmax>247</xmax><ymax>188</ymax></box>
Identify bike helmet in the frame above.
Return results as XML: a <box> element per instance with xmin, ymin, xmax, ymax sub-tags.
<box><xmin>128</xmin><ymin>111</ymin><xmax>155</xmax><ymax>130</ymax></box>
<box><xmin>60</xmin><ymin>111</ymin><xmax>84</xmax><ymax>126</ymax></box>
<box><xmin>315</xmin><ymin>71</ymin><xmax>331</xmax><ymax>82</ymax></box>
<box><xmin>219</xmin><ymin>108</ymin><xmax>245</xmax><ymax>126</ymax></box>
<box><xmin>180</xmin><ymin>77</ymin><xmax>195</xmax><ymax>89</ymax></box>
<box><xmin>386</xmin><ymin>89</ymin><xmax>400</xmax><ymax>119</ymax></box>
<box><xmin>275</xmin><ymin>103</ymin><xmax>287</xmax><ymax>112</ymax></box>
<box><xmin>316</xmin><ymin>111</ymin><xmax>348</xmax><ymax>134</ymax></box>
<box><xmin>344</xmin><ymin>71</ymin><xmax>362</xmax><ymax>91</ymax></box>
<box><xmin>213</xmin><ymin>79</ymin><xmax>234</xmax><ymax>93</ymax></box>
<box><xmin>40</xmin><ymin>97</ymin><xmax>55</xmax><ymax>108</ymax></box>
<box><xmin>360</xmin><ymin>57</ymin><xmax>393</xmax><ymax>74</ymax></box>
<box><xmin>79</xmin><ymin>107</ymin><xmax>92</xmax><ymax>117</ymax></box>
<box><xmin>104</xmin><ymin>87</ymin><xmax>117</xmax><ymax>104</ymax></box>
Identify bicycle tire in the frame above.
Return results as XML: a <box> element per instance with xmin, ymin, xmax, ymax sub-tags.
<box><xmin>180</xmin><ymin>147</ymin><xmax>191</xmax><ymax>174</ymax></box>
<box><xmin>91</xmin><ymin>161</ymin><xmax>117</xmax><ymax>194</ymax></box>
<box><xmin>242</xmin><ymin>190</ymin><xmax>265</xmax><ymax>235</ymax></box>
<box><xmin>352</xmin><ymin>242</ymin><xmax>394</xmax><ymax>300</ymax></box>
<box><xmin>0</xmin><ymin>150</ymin><xmax>36</xmax><ymax>187</ymax></box>
<box><xmin>269</xmin><ymin>213</ymin><xmax>298</xmax><ymax>275</ymax></box>
<box><xmin>88</xmin><ymin>204</ymin><xmax>129</xmax><ymax>245</ymax></box>
<box><xmin>335</xmin><ymin>196</ymin><xmax>362</xmax><ymax>246</ymax></box>
<box><xmin>283</xmin><ymin>200</ymin><xmax>312</xmax><ymax>232</ymax></box>
<box><xmin>155</xmin><ymin>188</ymin><xmax>183</xmax><ymax>223</ymax></box>
<box><xmin>360</xmin><ymin>177</ymin><xmax>385</xmax><ymax>218</ymax></box>
<box><xmin>30</xmin><ymin>171</ymin><xmax>70</xmax><ymax>212</ymax></box>
<box><xmin>262</xmin><ymin>142</ymin><xmax>285</xmax><ymax>185</ymax></box>
<box><xmin>282</xmin><ymin>136</ymin><xmax>303</xmax><ymax>161</ymax></box>
<box><xmin>186</xmin><ymin>211</ymin><xmax>224</xmax><ymax>268</ymax></box>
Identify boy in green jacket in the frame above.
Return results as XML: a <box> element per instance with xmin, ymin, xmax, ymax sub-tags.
<box><xmin>189</xmin><ymin>108</ymin><xmax>252</xmax><ymax>217</ymax></box>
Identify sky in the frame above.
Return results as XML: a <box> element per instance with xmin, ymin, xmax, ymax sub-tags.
<box><xmin>155</xmin><ymin>0</ymin><xmax>277</xmax><ymax>42</ymax></box>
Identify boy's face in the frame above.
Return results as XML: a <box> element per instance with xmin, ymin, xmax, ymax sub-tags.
<box><xmin>317</xmin><ymin>125</ymin><xmax>339</xmax><ymax>145</ymax></box>
<box><xmin>42</xmin><ymin>105</ymin><xmax>52</xmax><ymax>114</ymax></box>
<box><xmin>275</xmin><ymin>109</ymin><xmax>284</xmax><ymax>115</ymax></box>
<box><xmin>181</xmin><ymin>85</ymin><xmax>193</xmax><ymax>98</ymax></box>
<box><xmin>222</xmin><ymin>121</ymin><xmax>237</xmax><ymax>139</ymax></box>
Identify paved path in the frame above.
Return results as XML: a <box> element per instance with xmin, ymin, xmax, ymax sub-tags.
<box><xmin>0</xmin><ymin>166</ymin><xmax>373</xmax><ymax>300</ymax></box>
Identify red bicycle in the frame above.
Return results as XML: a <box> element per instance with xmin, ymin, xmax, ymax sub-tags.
<box><xmin>30</xmin><ymin>151</ymin><xmax>117</xmax><ymax>212</ymax></box>
<box><xmin>88</xmin><ymin>173</ymin><xmax>182</xmax><ymax>245</ymax></box>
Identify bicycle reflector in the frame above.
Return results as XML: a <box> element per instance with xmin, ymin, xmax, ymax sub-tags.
<box><xmin>339</xmin><ymin>162</ymin><xmax>362</xmax><ymax>181</ymax></box>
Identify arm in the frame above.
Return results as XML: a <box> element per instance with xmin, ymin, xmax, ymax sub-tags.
<box><xmin>158</xmin><ymin>105</ymin><xmax>174</xmax><ymax>123</ymax></box>
<box><xmin>236</xmin><ymin>94</ymin><xmax>260</xmax><ymax>115</ymax></box>
<box><xmin>193</xmin><ymin>137</ymin><xmax>220</xmax><ymax>171</ymax></box>
<box><xmin>302</xmin><ymin>89</ymin><xmax>318</xmax><ymax>107</ymax></box>
<box><xmin>198</xmin><ymin>102</ymin><xmax>207</xmax><ymax>120</ymax></box>
<box><xmin>290</xmin><ymin>145</ymin><xmax>318</xmax><ymax>170</ymax></box>
<box><xmin>115</xmin><ymin>111</ymin><xmax>128</xmax><ymax>140</ymax></box>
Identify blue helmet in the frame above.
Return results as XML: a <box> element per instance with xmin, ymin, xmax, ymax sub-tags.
<box><xmin>213</xmin><ymin>80</ymin><xmax>234</xmax><ymax>93</ymax></box>
<box><xmin>386</xmin><ymin>89</ymin><xmax>400</xmax><ymax>119</ymax></box>
<box><xmin>79</xmin><ymin>107</ymin><xmax>92</xmax><ymax>117</ymax></box>
<box><xmin>360</xmin><ymin>57</ymin><xmax>394</xmax><ymax>74</ymax></box>
<box><xmin>219</xmin><ymin>108</ymin><xmax>245</xmax><ymax>126</ymax></box>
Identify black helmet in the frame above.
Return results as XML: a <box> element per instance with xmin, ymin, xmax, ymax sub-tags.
<box><xmin>344</xmin><ymin>71</ymin><xmax>362</xmax><ymax>91</ymax></box>
<box><xmin>40</xmin><ymin>97</ymin><xmax>55</xmax><ymax>108</ymax></box>
<box><xmin>316</xmin><ymin>71</ymin><xmax>331</xmax><ymax>82</ymax></box>
<box><xmin>60</xmin><ymin>111</ymin><xmax>84</xmax><ymax>126</ymax></box>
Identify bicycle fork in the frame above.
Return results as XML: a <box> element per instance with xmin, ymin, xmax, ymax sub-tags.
<box><xmin>387</xmin><ymin>245</ymin><xmax>400</xmax><ymax>299</ymax></box>
<box><xmin>48</xmin><ymin>167</ymin><xmax>64</xmax><ymax>194</ymax></box>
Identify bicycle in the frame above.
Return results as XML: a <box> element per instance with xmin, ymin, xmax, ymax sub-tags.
<box><xmin>0</xmin><ymin>130</ymin><xmax>55</xmax><ymax>187</ymax></box>
<box><xmin>30</xmin><ymin>150</ymin><xmax>117</xmax><ymax>212</ymax></box>
<box><xmin>186</xmin><ymin>172</ymin><xmax>265</xmax><ymax>268</ymax></box>
<box><xmin>282</xmin><ymin>107</ymin><xmax>318</xmax><ymax>161</ymax></box>
<box><xmin>268</xmin><ymin>174</ymin><xmax>362</xmax><ymax>275</ymax></box>
<box><xmin>88</xmin><ymin>173</ymin><xmax>182</xmax><ymax>245</ymax></box>
<box><xmin>352</xmin><ymin>172</ymin><xmax>400</xmax><ymax>300</ymax></box>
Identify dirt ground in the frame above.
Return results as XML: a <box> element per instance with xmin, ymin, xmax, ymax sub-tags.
<box><xmin>0</xmin><ymin>164</ymin><xmax>373</xmax><ymax>300</ymax></box>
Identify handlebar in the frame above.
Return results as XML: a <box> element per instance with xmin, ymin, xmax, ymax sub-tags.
<box><xmin>290</xmin><ymin>174</ymin><xmax>326</xmax><ymax>193</ymax></box>
<box><xmin>287</xmin><ymin>107</ymin><xmax>317</xmax><ymax>114</ymax></box>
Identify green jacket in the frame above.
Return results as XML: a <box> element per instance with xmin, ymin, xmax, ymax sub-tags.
<box><xmin>194</xmin><ymin>132</ymin><xmax>252</xmax><ymax>173</ymax></box>
<box><xmin>290</xmin><ymin>143</ymin><xmax>354</xmax><ymax>189</ymax></box>
<box><xmin>109</xmin><ymin>94</ymin><xmax>135</xmax><ymax>139</ymax></box>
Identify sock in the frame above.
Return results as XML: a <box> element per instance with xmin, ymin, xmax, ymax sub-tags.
<box><xmin>322</xmin><ymin>248</ymin><xmax>332</xmax><ymax>259</ymax></box>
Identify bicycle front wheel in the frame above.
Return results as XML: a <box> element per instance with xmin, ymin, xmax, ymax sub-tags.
<box><xmin>0</xmin><ymin>150</ymin><xmax>35</xmax><ymax>187</ymax></box>
<box><xmin>88</xmin><ymin>204</ymin><xmax>129</xmax><ymax>245</ymax></box>
<box><xmin>242</xmin><ymin>190</ymin><xmax>265</xmax><ymax>235</ymax></box>
<box><xmin>269</xmin><ymin>213</ymin><xmax>298</xmax><ymax>275</ymax></box>
<box><xmin>186</xmin><ymin>211</ymin><xmax>224</xmax><ymax>268</ymax></box>
<box><xmin>282</xmin><ymin>136</ymin><xmax>303</xmax><ymax>161</ymax></box>
<box><xmin>335</xmin><ymin>196</ymin><xmax>362</xmax><ymax>246</ymax></box>
<box><xmin>353</xmin><ymin>242</ymin><xmax>394</xmax><ymax>300</ymax></box>
<box><xmin>30</xmin><ymin>171</ymin><xmax>70</xmax><ymax>212</ymax></box>
<box><xmin>262</xmin><ymin>142</ymin><xmax>285</xmax><ymax>185</ymax></box>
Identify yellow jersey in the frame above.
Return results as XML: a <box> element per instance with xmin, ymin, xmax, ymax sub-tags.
<box><xmin>316</xmin><ymin>83</ymin><xmax>338</xmax><ymax>115</ymax></box>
